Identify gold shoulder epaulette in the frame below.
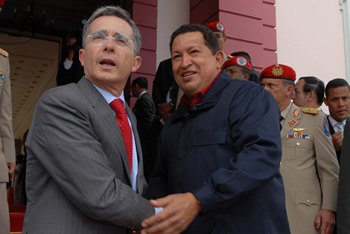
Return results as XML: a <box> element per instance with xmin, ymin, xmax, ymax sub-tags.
<box><xmin>0</xmin><ymin>48</ymin><xmax>9</xmax><ymax>58</ymax></box>
<box><xmin>301</xmin><ymin>107</ymin><xmax>319</xmax><ymax>115</ymax></box>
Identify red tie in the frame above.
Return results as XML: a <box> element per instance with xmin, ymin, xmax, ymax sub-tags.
<box><xmin>110</xmin><ymin>99</ymin><xmax>133</xmax><ymax>172</ymax></box>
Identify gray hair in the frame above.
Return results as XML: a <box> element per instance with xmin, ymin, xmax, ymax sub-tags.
<box><xmin>82</xmin><ymin>5</ymin><xmax>141</xmax><ymax>55</ymax></box>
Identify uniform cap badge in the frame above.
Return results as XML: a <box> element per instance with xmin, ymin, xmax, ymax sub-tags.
<box><xmin>272</xmin><ymin>65</ymin><xmax>284</xmax><ymax>76</ymax></box>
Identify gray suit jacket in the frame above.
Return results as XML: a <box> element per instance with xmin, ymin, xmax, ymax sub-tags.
<box><xmin>337</xmin><ymin>117</ymin><xmax>350</xmax><ymax>233</ymax></box>
<box><xmin>23</xmin><ymin>78</ymin><xmax>154</xmax><ymax>234</ymax></box>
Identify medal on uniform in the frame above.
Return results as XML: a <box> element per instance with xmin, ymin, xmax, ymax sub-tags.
<box><xmin>288</xmin><ymin>128</ymin><xmax>309</xmax><ymax>138</ymax></box>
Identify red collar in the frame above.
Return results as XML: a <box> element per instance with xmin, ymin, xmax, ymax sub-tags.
<box><xmin>180</xmin><ymin>72</ymin><xmax>221</xmax><ymax>109</ymax></box>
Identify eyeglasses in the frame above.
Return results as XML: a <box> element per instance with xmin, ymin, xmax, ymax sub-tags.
<box><xmin>87</xmin><ymin>31</ymin><xmax>133</xmax><ymax>48</ymax></box>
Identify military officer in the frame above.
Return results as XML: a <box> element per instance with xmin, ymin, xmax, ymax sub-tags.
<box><xmin>0</xmin><ymin>47</ymin><xmax>16</xmax><ymax>234</ymax></box>
<box><xmin>261</xmin><ymin>64</ymin><xmax>339</xmax><ymax>234</ymax></box>
<box><xmin>206</xmin><ymin>21</ymin><xmax>228</xmax><ymax>62</ymax></box>
<box><xmin>222</xmin><ymin>55</ymin><xmax>251</xmax><ymax>80</ymax></box>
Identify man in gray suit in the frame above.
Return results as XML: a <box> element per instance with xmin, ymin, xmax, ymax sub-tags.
<box><xmin>23</xmin><ymin>6</ymin><xmax>156</xmax><ymax>233</ymax></box>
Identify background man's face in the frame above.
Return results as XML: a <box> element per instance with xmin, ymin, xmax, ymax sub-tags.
<box><xmin>325</xmin><ymin>86</ymin><xmax>350</xmax><ymax>122</ymax></box>
<box><xmin>225</xmin><ymin>66</ymin><xmax>246</xmax><ymax>80</ymax></box>
<box><xmin>261</xmin><ymin>78</ymin><xmax>292</xmax><ymax>108</ymax></box>
<box><xmin>292</xmin><ymin>79</ymin><xmax>308</xmax><ymax>107</ymax></box>
<box><xmin>213</xmin><ymin>32</ymin><xmax>225</xmax><ymax>51</ymax></box>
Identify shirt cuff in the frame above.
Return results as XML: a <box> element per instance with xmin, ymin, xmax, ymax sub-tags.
<box><xmin>154</xmin><ymin>207</ymin><xmax>163</xmax><ymax>214</ymax></box>
<box><xmin>63</xmin><ymin>58</ymin><xmax>73</xmax><ymax>70</ymax></box>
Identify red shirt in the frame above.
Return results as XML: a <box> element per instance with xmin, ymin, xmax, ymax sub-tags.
<box><xmin>180</xmin><ymin>72</ymin><xmax>221</xmax><ymax>109</ymax></box>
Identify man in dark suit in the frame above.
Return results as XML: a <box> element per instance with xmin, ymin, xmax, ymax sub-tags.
<box><xmin>23</xmin><ymin>6</ymin><xmax>157</xmax><ymax>234</ymax></box>
<box><xmin>337</xmin><ymin>118</ymin><xmax>350</xmax><ymax>233</ymax></box>
<box><xmin>324</xmin><ymin>78</ymin><xmax>350</xmax><ymax>161</ymax></box>
<box><xmin>141</xmin><ymin>24</ymin><xmax>290</xmax><ymax>234</ymax></box>
<box><xmin>131</xmin><ymin>77</ymin><xmax>156</xmax><ymax>182</ymax></box>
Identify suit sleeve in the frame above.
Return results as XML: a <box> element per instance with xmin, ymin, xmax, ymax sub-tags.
<box><xmin>192</xmin><ymin>85</ymin><xmax>283</xmax><ymax>212</ymax></box>
<box><xmin>314</xmin><ymin>115</ymin><xmax>339</xmax><ymax>211</ymax></box>
<box><xmin>337</xmin><ymin>118</ymin><xmax>350</xmax><ymax>233</ymax></box>
<box><xmin>26</xmin><ymin>88</ymin><xmax>154</xmax><ymax>229</ymax></box>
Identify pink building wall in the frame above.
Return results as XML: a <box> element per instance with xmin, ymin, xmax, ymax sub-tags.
<box><xmin>190</xmin><ymin>0</ymin><xmax>277</xmax><ymax>70</ymax></box>
<box><xmin>129</xmin><ymin>0</ymin><xmax>158</xmax><ymax>106</ymax></box>
<box><xmin>129</xmin><ymin>0</ymin><xmax>278</xmax><ymax>107</ymax></box>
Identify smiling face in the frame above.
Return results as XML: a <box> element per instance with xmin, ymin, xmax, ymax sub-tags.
<box><xmin>171</xmin><ymin>31</ymin><xmax>223</xmax><ymax>97</ymax></box>
<box><xmin>79</xmin><ymin>15</ymin><xmax>141</xmax><ymax>97</ymax></box>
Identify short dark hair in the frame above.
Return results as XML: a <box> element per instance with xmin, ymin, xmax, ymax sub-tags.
<box><xmin>300</xmin><ymin>76</ymin><xmax>325</xmax><ymax>105</ymax></box>
<box><xmin>132</xmin><ymin>77</ymin><xmax>148</xmax><ymax>89</ymax></box>
<box><xmin>325</xmin><ymin>78</ymin><xmax>350</xmax><ymax>98</ymax></box>
<box><xmin>282</xmin><ymin>79</ymin><xmax>295</xmax><ymax>87</ymax></box>
<box><xmin>169</xmin><ymin>24</ymin><xmax>219</xmax><ymax>55</ymax></box>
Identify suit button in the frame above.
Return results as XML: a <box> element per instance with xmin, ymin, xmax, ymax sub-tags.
<box><xmin>280</xmin><ymin>162</ymin><xmax>282</xmax><ymax>165</ymax></box>
<box><xmin>296</xmin><ymin>142</ymin><xmax>300</xmax><ymax>146</ymax></box>
<box><xmin>307</xmin><ymin>199</ymin><xmax>311</xmax><ymax>204</ymax></box>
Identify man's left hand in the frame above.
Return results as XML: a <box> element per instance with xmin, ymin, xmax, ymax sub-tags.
<box><xmin>141</xmin><ymin>193</ymin><xmax>201</xmax><ymax>234</ymax></box>
<box><xmin>315</xmin><ymin>209</ymin><xmax>335</xmax><ymax>234</ymax></box>
<box><xmin>8</xmin><ymin>162</ymin><xmax>16</xmax><ymax>175</ymax></box>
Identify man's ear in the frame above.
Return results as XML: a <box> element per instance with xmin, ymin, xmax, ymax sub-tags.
<box><xmin>215</xmin><ymin>51</ymin><xmax>224</xmax><ymax>70</ymax></box>
<box><xmin>308</xmin><ymin>91</ymin><xmax>315</xmax><ymax>102</ymax></box>
<box><xmin>131</xmin><ymin>56</ymin><xmax>142</xmax><ymax>73</ymax></box>
<box><xmin>323</xmin><ymin>97</ymin><xmax>329</xmax><ymax>106</ymax></box>
<box><xmin>287</xmin><ymin>85</ymin><xmax>294</xmax><ymax>97</ymax></box>
<box><xmin>79</xmin><ymin>49</ymin><xmax>85</xmax><ymax>66</ymax></box>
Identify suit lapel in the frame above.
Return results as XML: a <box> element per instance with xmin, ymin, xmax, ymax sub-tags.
<box><xmin>281</xmin><ymin>104</ymin><xmax>302</xmax><ymax>141</ymax></box>
<box><xmin>77</xmin><ymin>78</ymin><xmax>132</xmax><ymax>182</ymax></box>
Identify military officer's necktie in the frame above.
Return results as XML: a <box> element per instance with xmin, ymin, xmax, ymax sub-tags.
<box><xmin>110</xmin><ymin>99</ymin><xmax>133</xmax><ymax>172</ymax></box>
<box><xmin>280</xmin><ymin>116</ymin><xmax>284</xmax><ymax>131</ymax></box>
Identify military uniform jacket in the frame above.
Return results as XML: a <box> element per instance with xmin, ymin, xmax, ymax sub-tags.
<box><xmin>280</xmin><ymin>103</ymin><xmax>339</xmax><ymax>233</ymax></box>
<box><xmin>0</xmin><ymin>48</ymin><xmax>15</xmax><ymax>182</ymax></box>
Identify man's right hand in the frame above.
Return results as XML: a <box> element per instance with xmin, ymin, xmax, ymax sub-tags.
<box><xmin>158</xmin><ymin>103</ymin><xmax>173</xmax><ymax>120</ymax></box>
<box><xmin>332</xmin><ymin>131</ymin><xmax>343</xmax><ymax>151</ymax></box>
